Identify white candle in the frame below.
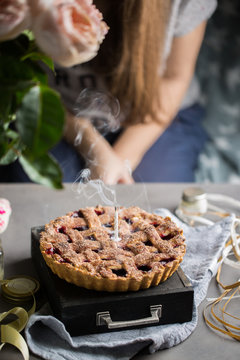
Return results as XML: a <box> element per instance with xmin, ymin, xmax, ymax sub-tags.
<box><xmin>114</xmin><ymin>206</ymin><xmax>120</xmax><ymax>241</ymax></box>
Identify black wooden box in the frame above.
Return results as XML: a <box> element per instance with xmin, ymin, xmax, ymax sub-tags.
<box><xmin>31</xmin><ymin>226</ymin><xmax>194</xmax><ymax>336</ymax></box>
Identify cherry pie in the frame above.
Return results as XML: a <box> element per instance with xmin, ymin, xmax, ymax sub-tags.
<box><xmin>40</xmin><ymin>206</ymin><xmax>186</xmax><ymax>292</ymax></box>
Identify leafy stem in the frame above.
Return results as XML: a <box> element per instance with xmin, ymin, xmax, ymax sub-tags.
<box><xmin>0</xmin><ymin>34</ymin><xmax>65</xmax><ymax>188</ymax></box>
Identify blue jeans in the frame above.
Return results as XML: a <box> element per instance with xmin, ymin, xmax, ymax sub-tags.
<box><xmin>133</xmin><ymin>103</ymin><xmax>208</xmax><ymax>182</ymax></box>
<box><xmin>0</xmin><ymin>104</ymin><xmax>207</xmax><ymax>183</ymax></box>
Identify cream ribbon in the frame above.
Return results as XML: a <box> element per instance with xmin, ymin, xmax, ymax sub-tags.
<box><xmin>175</xmin><ymin>194</ymin><xmax>240</xmax><ymax>340</ymax></box>
<box><xmin>0</xmin><ymin>281</ymin><xmax>36</xmax><ymax>360</ymax></box>
<box><xmin>203</xmin><ymin>221</ymin><xmax>240</xmax><ymax>341</ymax></box>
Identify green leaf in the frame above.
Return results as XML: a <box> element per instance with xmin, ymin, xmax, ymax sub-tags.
<box><xmin>21</xmin><ymin>52</ymin><xmax>55</xmax><ymax>72</ymax></box>
<box><xmin>0</xmin><ymin>34</ymin><xmax>30</xmax><ymax>57</ymax></box>
<box><xmin>0</xmin><ymin>81</ymin><xmax>36</xmax><ymax>96</ymax></box>
<box><xmin>0</xmin><ymin>130</ymin><xmax>24</xmax><ymax>165</ymax></box>
<box><xmin>0</xmin><ymin>89</ymin><xmax>12</xmax><ymax>124</ymax></box>
<box><xmin>4</xmin><ymin>128</ymin><xmax>20</xmax><ymax>140</ymax></box>
<box><xmin>0</xmin><ymin>56</ymin><xmax>37</xmax><ymax>84</ymax></box>
<box><xmin>19</xmin><ymin>153</ymin><xmax>63</xmax><ymax>189</ymax></box>
<box><xmin>16</xmin><ymin>85</ymin><xmax>65</xmax><ymax>157</ymax></box>
<box><xmin>0</xmin><ymin>55</ymin><xmax>48</xmax><ymax>88</ymax></box>
<box><xmin>0</xmin><ymin>146</ymin><xmax>19</xmax><ymax>165</ymax></box>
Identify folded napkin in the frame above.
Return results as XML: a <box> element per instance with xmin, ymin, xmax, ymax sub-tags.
<box><xmin>25</xmin><ymin>209</ymin><xmax>235</xmax><ymax>360</ymax></box>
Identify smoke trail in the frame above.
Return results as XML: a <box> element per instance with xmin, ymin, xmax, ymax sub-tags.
<box><xmin>71</xmin><ymin>89</ymin><xmax>122</xmax><ymax>206</ymax></box>
<box><xmin>71</xmin><ymin>89</ymin><xmax>150</xmax><ymax>211</ymax></box>
<box><xmin>73</xmin><ymin>169</ymin><xmax>118</xmax><ymax>206</ymax></box>
<box><xmin>74</xmin><ymin>89</ymin><xmax>121</xmax><ymax>136</ymax></box>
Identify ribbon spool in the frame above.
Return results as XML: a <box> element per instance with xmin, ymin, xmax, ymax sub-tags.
<box><xmin>1</xmin><ymin>276</ymin><xmax>39</xmax><ymax>303</ymax></box>
<box><xmin>175</xmin><ymin>187</ymin><xmax>213</xmax><ymax>226</ymax></box>
<box><xmin>175</xmin><ymin>187</ymin><xmax>240</xmax><ymax>226</ymax></box>
<box><xmin>181</xmin><ymin>187</ymin><xmax>208</xmax><ymax>214</ymax></box>
<box><xmin>0</xmin><ymin>276</ymin><xmax>39</xmax><ymax>360</ymax></box>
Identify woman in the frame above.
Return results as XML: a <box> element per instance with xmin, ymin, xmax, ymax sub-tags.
<box><xmin>3</xmin><ymin>0</ymin><xmax>218</xmax><ymax>184</ymax></box>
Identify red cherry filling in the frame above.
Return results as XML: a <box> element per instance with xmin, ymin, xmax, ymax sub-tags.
<box><xmin>46</xmin><ymin>247</ymin><xmax>54</xmax><ymax>255</ymax></box>
<box><xmin>160</xmin><ymin>233</ymin><xmax>174</xmax><ymax>240</ymax></box>
<box><xmin>45</xmin><ymin>247</ymin><xmax>72</xmax><ymax>264</ymax></box>
<box><xmin>59</xmin><ymin>258</ymin><xmax>71</xmax><ymax>264</ymax></box>
<box><xmin>160</xmin><ymin>257</ymin><xmax>175</xmax><ymax>265</ymax></box>
<box><xmin>58</xmin><ymin>226</ymin><xmax>66</xmax><ymax>234</ymax></box>
<box><xmin>74</xmin><ymin>225</ymin><xmax>89</xmax><ymax>231</ymax></box>
<box><xmin>45</xmin><ymin>247</ymin><xmax>61</xmax><ymax>256</ymax></box>
<box><xmin>137</xmin><ymin>265</ymin><xmax>151</xmax><ymax>272</ymax></box>
<box><xmin>71</xmin><ymin>211</ymin><xmax>84</xmax><ymax>218</ymax></box>
<box><xmin>131</xmin><ymin>227</ymin><xmax>140</xmax><ymax>233</ymax></box>
<box><xmin>145</xmin><ymin>240</ymin><xmax>153</xmax><ymax>246</ymax></box>
<box><xmin>123</xmin><ymin>217</ymin><xmax>133</xmax><ymax>225</ymax></box>
<box><xmin>57</xmin><ymin>226</ymin><xmax>72</xmax><ymax>242</ymax></box>
<box><xmin>95</xmin><ymin>209</ymin><xmax>104</xmax><ymax>216</ymax></box>
<box><xmin>112</xmin><ymin>268</ymin><xmax>127</xmax><ymax>277</ymax></box>
<box><xmin>85</xmin><ymin>235</ymin><xmax>96</xmax><ymax>241</ymax></box>
<box><xmin>103</xmin><ymin>223</ymin><xmax>112</xmax><ymax>228</ymax></box>
<box><xmin>122</xmin><ymin>246</ymin><xmax>131</xmax><ymax>251</ymax></box>
<box><xmin>150</xmin><ymin>222</ymin><xmax>159</xmax><ymax>228</ymax></box>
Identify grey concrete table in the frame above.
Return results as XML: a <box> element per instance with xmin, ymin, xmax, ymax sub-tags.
<box><xmin>0</xmin><ymin>183</ymin><xmax>239</xmax><ymax>360</ymax></box>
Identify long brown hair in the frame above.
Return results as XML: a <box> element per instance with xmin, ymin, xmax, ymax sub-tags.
<box><xmin>92</xmin><ymin>0</ymin><xmax>170</xmax><ymax>125</ymax></box>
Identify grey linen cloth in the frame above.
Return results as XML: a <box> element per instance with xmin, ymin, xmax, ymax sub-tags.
<box><xmin>25</xmin><ymin>209</ymin><xmax>235</xmax><ymax>360</ymax></box>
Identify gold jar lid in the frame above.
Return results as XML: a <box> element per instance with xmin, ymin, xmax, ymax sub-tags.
<box><xmin>1</xmin><ymin>275</ymin><xmax>40</xmax><ymax>302</ymax></box>
<box><xmin>182</xmin><ymin>187</ymin><xmax>206</xmax><ymax>203</ymax></box>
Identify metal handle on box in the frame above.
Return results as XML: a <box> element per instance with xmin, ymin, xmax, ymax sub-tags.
<box><xmin>96</xmin><ymin>305</ymin><xmax>162</xmax><ymax>329</ymax></box>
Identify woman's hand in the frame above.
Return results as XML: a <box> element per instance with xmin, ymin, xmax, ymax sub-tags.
<box><xmin>88</xmin><ymin>140</ymin><xmax>134</xmax><ymax>184</ymax></box>
<box><xmin>64</xmin><ymin>113</ymin><xmax>134</xmax><ymax>184</ymax></box>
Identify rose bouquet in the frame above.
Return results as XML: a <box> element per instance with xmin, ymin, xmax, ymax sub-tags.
<box><xmin>0</xmin><ymin>0</ymin><xmax>108</xmax><ymax>188</ymax></box>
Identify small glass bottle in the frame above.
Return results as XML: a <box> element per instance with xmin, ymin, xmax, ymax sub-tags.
<box><xmin>180</xmin><ymin>187</ymin><xmax>208</xmax><ymax>214</ymax></box>
<box><xmin>0</xmin><ymin>238</ymin><xmax>4</xmax><ymax>280</ymax></box>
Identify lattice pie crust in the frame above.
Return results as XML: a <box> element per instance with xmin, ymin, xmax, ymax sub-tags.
<box><xmin>40</xmin><ymin>206</ymin><xmax>186</xmax><ymax>292</ymax></box>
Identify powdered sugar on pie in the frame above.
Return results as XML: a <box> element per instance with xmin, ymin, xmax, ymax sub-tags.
<box><xmin>40</xmin><ymin>206</ymin><xmax>186</xmax><ymax>292</ymax></box>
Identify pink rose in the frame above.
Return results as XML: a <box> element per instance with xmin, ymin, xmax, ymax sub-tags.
<box><xmin>0</xmin><ymin>0</ymin><xmax>31</xmax><ymax>41</ymax></box>
<box><xmin>30</xmin><ymin>0</ymin><xmax>109</xmax><ymax>67</ymax></box>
